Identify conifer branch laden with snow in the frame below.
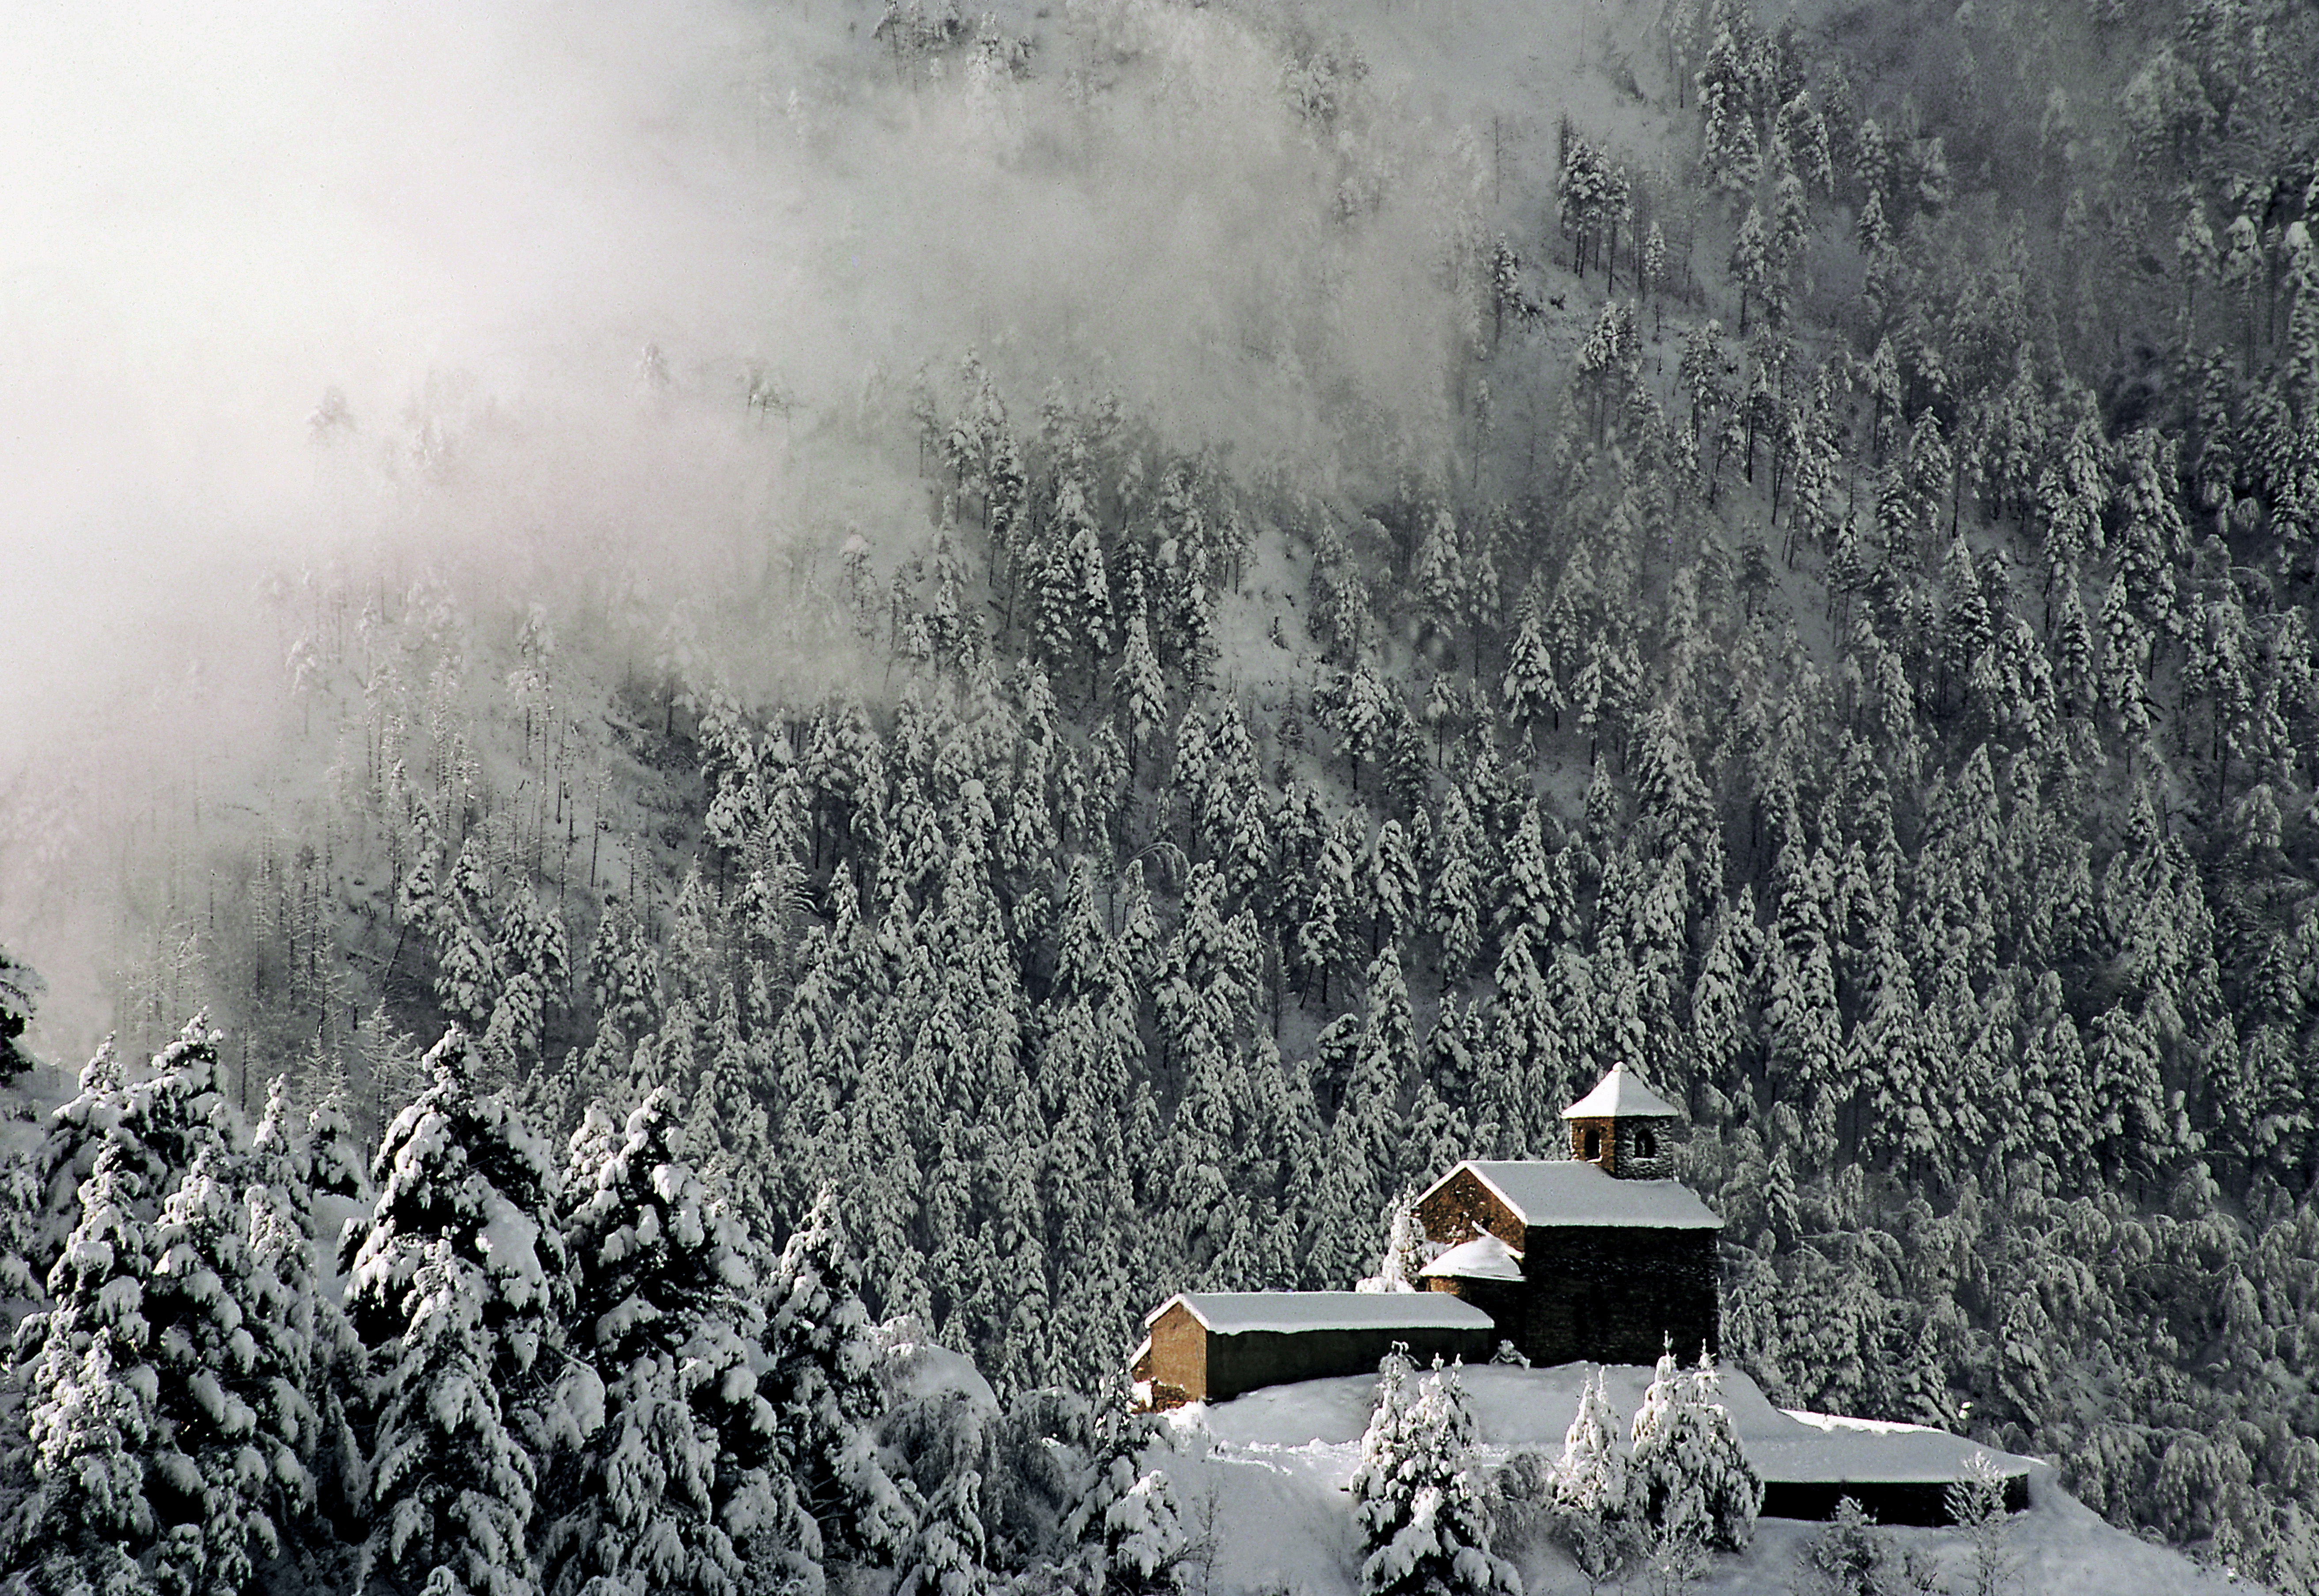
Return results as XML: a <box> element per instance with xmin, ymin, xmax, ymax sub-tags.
<box><xmin>347</xmin><ymin>1028</ymin><xmax>576</xmax><ymax>1596</ymax></box>
<box><xmin>0</xmin><ymin>943</ymin><xmax>43</xmax><ymax>1086</ymax></box>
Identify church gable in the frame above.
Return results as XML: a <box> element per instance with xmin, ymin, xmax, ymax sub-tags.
<box><xmin>1411</xmin><ymin>1165</ymin><xmax>1528</xmax><ymax>1256</ymax></box>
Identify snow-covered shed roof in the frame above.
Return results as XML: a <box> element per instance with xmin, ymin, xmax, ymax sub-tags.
<box><xmin>1561</xmin><ymin>1061</ymin><xmax>1682</xmax><ymax>1120</ymax></box>
<box><xmin>1418</xmin><ymin>1233</ymin><xmax>1525</xmax><ymax>1282</ymax></box>
<box><xmin>1145</xmin><ymin>1291</ymin><xmax>1496</xmax><ymax>1335</ymax></box>
<box><xmin>1426</xmin><ymin>1160</ymin><xmax>1722</xmax><ymax>1230</ymax></box>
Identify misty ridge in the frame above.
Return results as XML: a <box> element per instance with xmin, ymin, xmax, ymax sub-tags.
<box><xmin>2</xmin><ymin>0</ymin><xmax>1489</xmax><ymax>1028</ymax></box>
<box><xmin>2</xmin><ymin>0</ymin><xmax>2319</xmax><ymax>1594</ymax></box>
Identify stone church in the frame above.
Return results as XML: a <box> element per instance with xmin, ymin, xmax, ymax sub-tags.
<box><xmin>1134</xmin><ymin>1062</ymin><xmax>1721</xmax><ymax>1408</ymax></box>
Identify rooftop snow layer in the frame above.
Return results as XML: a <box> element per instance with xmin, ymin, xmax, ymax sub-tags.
<box><xmin>1148</xmin><ymin>1291</ymin><xmax>1497</xmax><ymax>1335</ymax></box>
<box><xmin>1419</xmin><ymin>1233</ymin><xmax>1525</xmax><ymax>1281</ymax></box>
<box><xmin>1185</xmin><ymin>1361</ymin><xmax>2035</xmax><ymax>1488</ymax></box>
<box><xmin>1561</xmin><ymin>1060</ymin><xmax>1683</xmax><ymax>1120</ymax></box>
<box><xmin>1446</xmin><ymin>1160</ymin><xmax>1723</xmax><ymax>1229</ymax></box>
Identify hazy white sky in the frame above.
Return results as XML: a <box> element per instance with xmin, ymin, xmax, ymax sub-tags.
<box><xmin>0</xmin><ymin>0</ymin><xmax>1484</xmax><ymax>745</ymax></box>
<box><xmin>1</xmin><ymin>1</ymin><xmax>785</xmax><ymax>723</ymax></box>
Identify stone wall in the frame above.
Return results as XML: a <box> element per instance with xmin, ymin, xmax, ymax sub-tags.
<box><xmin>1413</xmin><ymin>1166</ymin><xmax>1525</xmax><ymax>1252</ymax></box>
<box><xmin>1203</xmin><ymin>1322</ymin><xmax>1501</xmax><ymax>1402</ymax></box>
<box><xmin>1613</xmin><ymin>1118</ymin><xmax>1675</xmax><ymax>1179</ymax></box>
<box><xmin>1508</xmin><ymin>1226</ymin><xmax>1719</xmax><ymax>1368</ymax></box>
<box><xmin>1424</xmin><ymin>1273</ymin><xmax>1529</xmax><ymax>1339</ymax></box>
<box><xmin>1565</xmin><ymin>1118</ymin><xmax>1676</xmax><ymax>1179</ymax></box>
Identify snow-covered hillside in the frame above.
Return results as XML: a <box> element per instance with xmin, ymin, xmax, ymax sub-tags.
<box><xmin>1160</xmin><ymin>1366</ymin><xmax>2237</xmax><ymax>1595</ymax></box>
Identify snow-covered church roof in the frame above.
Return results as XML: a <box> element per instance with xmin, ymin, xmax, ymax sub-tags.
<box><xmin>1430</xmin><ymin>1160</ymin><xmax>1723</xmax><ymax>1230</ymax></box>
<box><xmin>1418</xmin><ymin>1233</ymin><xmax>1525</xmax><ymax>1282</ymax></box>
<box><xmin>1560</xmin><ymin>1061</ymin><xmax>1682</xmax><ymax>1120</ymax></box>
<box><xmin>1146</xmin><ymin>1291</ymin><xmax>1495</xmax><ymax>1335</ymax></box>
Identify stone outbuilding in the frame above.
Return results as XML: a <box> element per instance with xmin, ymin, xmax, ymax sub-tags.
<box><xmin>1132</xmin><ymin>1065</ymin><xmax>1720</xmax><ymax>1407</ymax></box>
<box><xmin>1132</xmin><ymin>1291</ymin><xmax>1498</xmax><ymax>1408</ymax></box>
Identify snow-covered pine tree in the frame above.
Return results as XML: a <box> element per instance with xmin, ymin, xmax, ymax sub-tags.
<box><xmin>354</xmin><ymin>998</ymin><xmax>427</xmax><ymax>1142</ymax></box>
<box><xmin>306</xmin><ymin>1083</ymin><xmax>368</xmax><ymax>1206</ymax></box>
<box><xmin>547</xmin><ymin>1087</ymin><xmax>798</xmax><ymax>1596</ymax></box>
<box><xmin>0</xmin><ymin>943</ymin><xmax>42</xmax><ymax>1085</ymax></box>
<box><xmin>33</xmin><ymin>1036</ymin><xmax>127</xmax><ymax>1286</ymax></box>
<box><xmin>586</xmin><ymin>898</ymin><xmax>662</xmax><ymax>1046</ymax></box>
<box><xmin>1036</xmin><ymin>470</ymin><xmax>1115</xmax><ymax>706</ymax></box>
<box><xmin>1792</xmin><ymin>1495</ymin><xmax>1897</xmax><ymax>1596</ymax></box>
<box><xmin>1696</xmin><ymin>23</ymin><xmax>1761</xmax><ymax>198</ymax></box>
<box><xmin>144</xmin><ymin>1146</ymin><xmax>303</xmax><ymax>1596</ymax></box>
<box><xmin>346</xmin><ymin>1027</ymin><xmax>583</xmax><ymax>1596</ymax></box>
<box><xmin>1626</xmin><ymin>1349</ymin><xmax>1761</xmax><ymax>1559</ymax></box>
<box><xmin>764</xmin><ymin>1188</ymin><xmax>918</xmax><ymax>1569</ymax></box>
<box><xmin>1349</xmin><ymin>1356</ymin><xmax>1520</xmax><ymax>1596</ymax></box>
<box><xmin>114</xmin><ymin>1012</ymin><xmax>235</xmax><ymax>1217</ymax></box>
<box><xmin>14</xmin><ymin>1146</ymin><xmax>162</xmax><ymax>1596</ymax></box>
<box><xmin>1062</xmin><ymin>1392</ymin><xmax>1193</xmax><ymax>1596</ymax></box>
<box><xmin>689</xmin><ymin>985</ymin><xmax>776</xmax><ymax>1230</ymax></box>
<box><xmin>1943</xmin><ymin>1452</ymin><xmax>2019</xmax><ymax>1596</ymax></box>
<box><xmin>246</xmin><ymin>1078</ymin><xmax>365</xmax><ymax>1566</ymax></box>
<box><xmin>896</xmin><ymin>1468</ymin><xmax>992</xmax><ymax>1596</ymax></box>
<box><xmin>432</xmin><ymin>838</ymin><xmax>504</xmax><ymax>1036</ymax></box>
<box><xmin>24</xmin><ymin>1016</ymin><xmax>240</xmax><ymax>1303</ymax></box>
<box><xmin>1114</xmin><ymin>609</ymin><xmax>1167</xmax><ymax>781</ymax></box>
<box><xmin>483</xmin><ymin>881</ymin><xmax>569</xmax><ymax>1076</ymax></box>
<box><xmin>1500</xmin><ymin>603</ymin><xmax>1562</xmax><ymax>750</ymax></box>
<box><xmin>1424</xmin><ymin>788</ymin><xmax>1486</xmax><ymax>987</ymax></box>
<box><xmin>1355</xmin><ymin>1194</ymin><xmax>1427</xmax><ymax>1295</ymax></box>
<box><xmin>1552</xmin><ymin>1366</ymin><xmax>1638</xmax><ymax>1579</ymax></box>
<box><xmin>362</xmin><ymin>1240</ymin><xmax>545</xmax><ymax>1596</ymax></box>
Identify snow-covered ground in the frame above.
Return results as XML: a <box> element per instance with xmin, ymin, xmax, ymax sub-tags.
<box><xmin>1154</xmin><ymin>1365</ymin><xmax>2239</xmax><ymax>1595</ymax></box>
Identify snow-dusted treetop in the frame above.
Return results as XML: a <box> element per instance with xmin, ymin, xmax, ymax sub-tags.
<box><xmin>1426</xmin><ymin>1161</ymin><xmax>1722</xmax><ymax>1230</ymax></box>
<box><xmin>1147</xmin><ymin>1291</ymin><xmax>1494</xmax><ymax>1336</ymax></box>
<box><xmin>1417</xmin><ymin>1233</ymin><xmax>1525</xmax><ymax>1283</ymax></box>
<box><xmin>1560</xmin><ymin>1061</ymin><xmax>1682</xmax><ymax>1121</ymax></box>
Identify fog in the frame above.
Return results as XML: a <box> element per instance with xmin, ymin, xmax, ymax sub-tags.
<box><xmin>1</xmin><ymin>0</ymin><xmax>1531</xmax><ymax>1055</ymax></box>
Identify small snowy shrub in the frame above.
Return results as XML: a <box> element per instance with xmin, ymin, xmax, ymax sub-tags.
<box><xmin>1627</xmin><ymin>1350</ymin><xmax>1761</xmax><ymax>1558</ymax></box>
<box><xmin>1791</xmin><ymin>1497</ymin><xmax>1895</xmax><ymax>1596</ymax></box>
<box><xmin>1944</xmin><ymin>1454</ymin><xmax>2019</xmax><ymax>1596</ymax></box>
<box><xmin>1552</xmin><ymin>1366</ymin><xmax>1641</xmax><ymax>1580</ymax></box>
<box><xmin>1350</xmin><ymin>1351</ymin><xmax>1522</xmax><ymax>1596</ymax></box>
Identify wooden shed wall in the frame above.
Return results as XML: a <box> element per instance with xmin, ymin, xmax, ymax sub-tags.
<box><xmin>1143</xmin><ymin>1302</ymin><xmax>1207</xmax><ymax>1408</ymax></box>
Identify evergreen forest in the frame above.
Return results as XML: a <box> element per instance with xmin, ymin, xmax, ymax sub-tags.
<box><xmin>6</xmin><ymin>0</ymin><xmax>2319</xmax><ymax>1589</ymax></box>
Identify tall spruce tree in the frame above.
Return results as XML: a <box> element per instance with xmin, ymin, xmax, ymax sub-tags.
<box><xmin>764</xmin><ymin>1189</ymin><xmax>919</xmax><ymax>1569</ymax></box>
<box><xmin>14</xmin><ymin>1148</ymin><xmax>161</xmax><ymax>1596</ymax></box>
<box><xmin>347</xmin><ymin>1029</ymin><xmax>583</xmax><ymax>1596</ymax></box>
<box><xmin>548</xmin><ymin>1088</ymin><xmax>802</xmax><ymax>1596</ymax></box>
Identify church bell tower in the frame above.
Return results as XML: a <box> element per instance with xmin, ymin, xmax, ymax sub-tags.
<box><xmin>1562</xmin><ymin>1061</ymin><xmax>1681</xmax><ymax>1179</ymax></box>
